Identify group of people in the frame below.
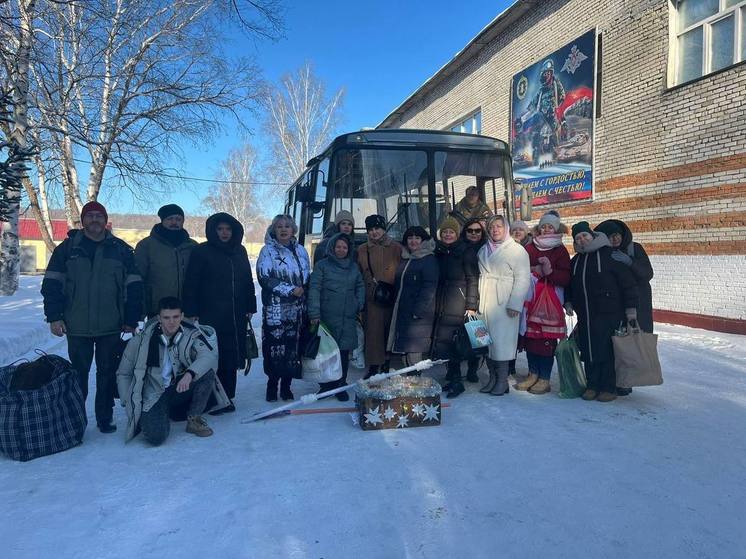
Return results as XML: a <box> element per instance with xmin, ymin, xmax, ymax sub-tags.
<box><xmin>40</xmin><ymin>188</ymin><xmax>654</xmax><ymax>446</ymax></box>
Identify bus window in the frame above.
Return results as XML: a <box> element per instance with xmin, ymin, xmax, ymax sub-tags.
<box><xmin>311</xmin><ymin>157</ymin><xmax>329</xmax><ymax>235</ymax></box>
<box><xmin>434</xmin><ymin>151</ymin><xmax>510</xmax><ymax>221</ymax></box>
<box><xmin>331</xmin><ymin>149</ymin><xmax>429</xmax><ymax>240</ymax></box>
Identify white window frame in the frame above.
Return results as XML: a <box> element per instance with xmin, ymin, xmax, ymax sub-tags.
<box><xmin>447</xmin><ymin>110</ymin><xmax>482</xmax><ymax>135</ymax></box>
<box><xmin>669</xmin><ymin>0</ymin><xmax>746</xmax><ymax>86</ymax></box>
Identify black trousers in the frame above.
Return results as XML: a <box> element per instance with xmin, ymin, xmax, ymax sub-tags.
<box><xmin>584</xmin><ymin>360</ymin><xmax>616</xmax><ymax>393</ymax></box>
<box><xmin>67</xmin><ymin>333</ymin><xmax>121</xmax><ymax>425</ymax></box>
<box><xmin>319</xmin><ymin>349</ymin><xmax>350</xmax><ymax>392</ymax></box>
<box><xmin>217</xmin><ymin>368</ymin><xmax>237</xmax><ymax>400</ymax></box>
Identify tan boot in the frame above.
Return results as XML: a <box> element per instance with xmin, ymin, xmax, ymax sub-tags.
<box><xmin>596</xmin><ymin>392</ymin><xmax>617</xmax><ymax>403</ymax></box>
<box><xmin>514</xmin><ymin>373</ymin><xmax>538</xmax><ymax>391</ymax></box>
<box><xmin>529</xmin><ymin>378</ymin><xmax>551</xmax><ymax>394</ymax></box>
<box><xmin>581</xmin><ymin>389</ymin><xmax>598</xmax><ymax>401</ymax></box>
<box><xmin>186</xmin><ymin>415</ymin><xmax>213</xmax><ymax>437</ymax></box>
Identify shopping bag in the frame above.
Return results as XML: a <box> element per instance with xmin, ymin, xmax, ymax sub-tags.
<box><xmin>301</xmin><ymin>324</ymin><xmax>343</xmax><ymax>383</ymax></box>
<box><xmin>556</xmin><ymin>327</ymin><xmax>586</xmax><ymax>399</ymax></box>
<box><xmin>301</xmin><ymin>323</ymin><xmax>321</xmax><ymax>360</ymax></box>
<box><xmin>525</xmin><ymin>280</ymin><xmax>566</xmax><ymax>339</ymax></box>
<box><xmin>246</xmin><ymin>324</ymin><xmax>259</xmax><ymax>360</ymax></box>
<box><xmin>452</xmin><ymin>321</ymin><xmax>489</xmax><ymax>360</ymax></box>
<box><xmin>613</xmin><ymin>324</ymin><xmax>663</xmax><ymax>387</ymax></box>
<box><xmin>463</xmin><ymin>315</ymin><xmax>492</xmax><ymax>349</ymax></box>
<box><xmin>351</xmin><ymin>321</ymin><xmax>365</xmax><ymax>369</ymax></box>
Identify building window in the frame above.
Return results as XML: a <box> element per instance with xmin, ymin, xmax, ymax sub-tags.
<box><xmin>449</xmin><ymin>111</ymin><xmax>481</xmax><ymax>134</ymax></box>
<box><xmin>673</xmin><ymin>0</ymin><xmax>746</xmax><ymax>85</ymax></box>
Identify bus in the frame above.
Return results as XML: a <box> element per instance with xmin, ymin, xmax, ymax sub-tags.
<box><xmin>284</xmin><ymin>129</ymin><xmax>523</xmax><ymax>253</ymax></box>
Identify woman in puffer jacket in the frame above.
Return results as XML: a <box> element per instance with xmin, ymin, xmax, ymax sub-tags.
<box><xmin>514</xmin><ymin>210</ymin><xmax>571</xmax><ymax>395</ymax></box>
<box><xmin>308</xmin><ymin>233</ymin><xmax>365</xmax><ymax>401</ymax></box>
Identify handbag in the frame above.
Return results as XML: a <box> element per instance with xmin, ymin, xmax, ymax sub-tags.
<box><xmin>556</xmin><ymin>323</ymin><xmax>587</xmax><ymax>398</ymax></box>
<box><xmin>366</xmin><ymin>247</ymin><xmax>395</xmax><ymax>306</ymax></box>
<box><xmin>243</xmin><ymin>324</ymin><xmax>259</xmax><ymax>376</ymax></box>
<box><xmin>452</xmin><ymin>319</ymin><xmax>488</xmax><ymax>361</ymax></box>
<box><xmin>613</xmin><ymin>323</ymin><xmax>663</xmax><ymax>387</ymax></box>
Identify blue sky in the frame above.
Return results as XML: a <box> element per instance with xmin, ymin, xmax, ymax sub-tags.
<box><xmin>103</xmin><ymin>0</ymin><xmax>513</xmax><ymax>216</ymax></box>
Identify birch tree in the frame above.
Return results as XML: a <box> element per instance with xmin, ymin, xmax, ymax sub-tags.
<box><xmin>263</xmin><ymin>62</ymin><xmax>344</xmax><ymax>188</ymax></box>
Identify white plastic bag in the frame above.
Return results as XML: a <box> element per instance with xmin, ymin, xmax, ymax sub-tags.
<box><xmin>351</xmin><ymin>321</ymin><xmax>365</xmax><ymax>369</ymax></box>
<box><xmin>302</xmin><ymin>324</ymin><xmax>343</xmax><ymax>383</ymax></box>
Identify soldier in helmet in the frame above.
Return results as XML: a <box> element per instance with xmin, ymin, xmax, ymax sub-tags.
<box><xmin>528</xmin><ymin>59</ymin><xmax>566</xmax><ymax>158</ymax></box>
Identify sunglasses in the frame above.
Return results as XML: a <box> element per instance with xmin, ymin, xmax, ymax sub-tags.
<box><xmin>466</xmin><ymin>228</ymin><xmax>482</xmax><ymax>234</ymax></box>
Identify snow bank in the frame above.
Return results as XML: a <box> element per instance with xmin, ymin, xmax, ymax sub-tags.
<box><xmin>0</xmin><ymin>276</ymin><xmax>61</xmax><ymax>366</ymax></box>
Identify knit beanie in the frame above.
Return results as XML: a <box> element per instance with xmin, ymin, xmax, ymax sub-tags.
<box><xmin>158</xmin><ymin>204</ymin><xmax>185</xmax><ymax>221</ymax></box>
<box><xmin>509</xmin><ymin>220</ymin><xmax>529</xmax><ymax>233</ymax></box>
<box><xmin>438</xmin><ymin>215</ymin><xmax>461</xmax><ymax>237</ymax></box>
<box><xmin>538</xmin><ymin>210</ymin><xmax>561</xmax><ymax>232</ymax></box>
<box><xmin>80</xmin><ymin>201</ymin><xmax>108</xmax><ymax>222</ymax></box>
<box><xmin>365</xmin><ymin>214</ymin><xmax>386</xmax><ymax>231</ymax></box>
<box><xmin>571</xmin><ymin>221</ymin><xmax>594</xmax><ymax>238</ymax></box>
<box><xmin>594</xmin><ymin>220</ymin><xmax>623</xmax><ymax>238</ymax></box>
<box><xmin>335</xmin><ymin>210</ymin><xmax>355</xmax><ymax>227</ymax></box>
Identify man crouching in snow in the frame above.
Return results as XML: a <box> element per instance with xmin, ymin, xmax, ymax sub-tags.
<box><xmin>117</xmin><ymin>296</ymin><xmax>227</xmax><ymax>444</ymax></box>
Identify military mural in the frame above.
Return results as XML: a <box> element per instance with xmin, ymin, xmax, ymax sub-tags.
<box><xmin>510</xmin><ymin>30</ymin><xmax>596</xmax><ymax>207</ymax></box>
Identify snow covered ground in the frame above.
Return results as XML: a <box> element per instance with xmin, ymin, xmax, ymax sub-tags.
<box><xmin>1</xmin><ymin>275</ymin><xmax>745</xmax><ymax>558</ymax></box>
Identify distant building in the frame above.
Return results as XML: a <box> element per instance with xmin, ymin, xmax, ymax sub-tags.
<box><xmin>379</xmin><ymin>0</ymin><xmax>746</xmax><ymax>334</ymax></box>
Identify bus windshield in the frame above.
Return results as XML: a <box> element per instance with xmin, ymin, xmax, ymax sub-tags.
<box><xmin>329</xmin><ymin>148</ymin><xmax>510</xmax><ymax>241</ymax></box>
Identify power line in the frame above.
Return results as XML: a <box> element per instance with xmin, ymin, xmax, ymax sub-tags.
<box><xmin>70</xmin><ymin>157</ymin><xmax>292</xmax><ymax>187</ymax></box>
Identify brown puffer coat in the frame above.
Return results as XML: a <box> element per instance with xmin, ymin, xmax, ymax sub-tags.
<box><xmin>357</xmin><ymin>235</ymin><xmax>402</xmax><ymax>366</ymax></box>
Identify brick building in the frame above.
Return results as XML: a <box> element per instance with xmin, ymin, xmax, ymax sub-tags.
<box><xmin>379</xmin><ymin>0</ymin><xmax>746</xmax><ymax>334</ymax></box>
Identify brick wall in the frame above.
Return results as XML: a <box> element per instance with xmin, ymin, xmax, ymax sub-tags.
<box><xmin>382</xmin><ymin>0</ymin><xmax>746</xmax><ymax>327</ymax></box>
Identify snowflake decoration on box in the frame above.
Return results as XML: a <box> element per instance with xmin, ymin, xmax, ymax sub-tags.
<box><xmin>364</xmin><ymin>406</ymin><xmax>383</xmax><ymax>426</ymax></box>
<box><xmin>396</xmin><ymin>413</ymin><xmax>409</xmax><ymax>429</ymax></box>
<box><xmin>423</xmin><ymin>403</ymin><xmax>440</xmax><ymax>422</ymax></box>
<box><xmin>411</xmin><ymin>403</ymin><xmax>425</xmax><ymax>417</ymax></box>
<box><xmin>383</xmin><ymin>406</ymin><xmax>397</xmax><ymax>421</ymax></box>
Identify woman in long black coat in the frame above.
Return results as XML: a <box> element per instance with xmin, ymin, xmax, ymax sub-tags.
<box><xmin>183</xmin><ymin>213</ymin><xmax>256</xmax><ymax>413</ymax></box>
<box><xmin>565</xmin><ymin>222</ymin><xmax>638</xmax><ymax>403</ymax></box>
<box><xmin>431</xmin><ymin>216</ymin><xmax>480</xmax><ymax>398</ymax></box>
<box><xmin>387</xmin><ymin>226</ymin><xmax>439</xmax><ymax>368</ymax></box>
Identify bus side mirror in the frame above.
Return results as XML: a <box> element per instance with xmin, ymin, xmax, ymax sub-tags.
<box><xmin>519</xmin><ymin>184</ymin><xmax>533</xmax><ymax>221</ymax></box>
<box><xmin>296</xmin><ymin>183</ymin><xmax>313</xmax><ymax>203</ymax></box>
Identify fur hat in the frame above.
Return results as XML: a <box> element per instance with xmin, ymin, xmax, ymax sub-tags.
<box><xmin>539</xmin><ymin>210</ymin><xmax>561</xmax><ymax>232</ymax></box>
<box><xmin>438</xmin><ymin>216</ymin><xmax>461</xmax><ymax>237</ymax></box>
<box><xmin>571</xmin><ymin>221</ymin><xmax>594</xmax><ymax>238</ymax></box>
<box><xmin>80</xmin><ymin>201</ymin><xmax>108</xmax><ymax>222</ymax></box>
<box><xmin>365</xmin><ymin>214</ymin><xmax>386</xmax><ymax>231</ymax></box>
<box><xmin>510</xmin><ymin>220</ymin><xmax>529</xmax><ymax>233</ymax></box>
<box><xmin>158</xmin><ymin>204</ymin><xmax>184</xmax><ymax>221</ymax></box>
<box><xmin>335</xmin><ymin>210</ymin><xmax>355</xmax><ymax>227</ymax></box>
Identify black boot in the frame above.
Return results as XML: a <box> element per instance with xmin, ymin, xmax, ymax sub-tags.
<box><xmin>381</xmin><ymin>360</ymin><xmax>390</xmax><ymax>374</ymax></box>
<box><xmin>97</xmin><ymin>421</ymin><xmax>117</xmax><ymax>434</ymax></box>
<box><xmin>466</xmin><ymin>357</ymin><xmax>480</xmax><ymax>383</ymax></box>
<box><xmin>447</xmin><ymin>381</ymin><xmax>465</xmax><ymax>399</ymax></box>
<box><xmin>266</xmin><ymin>377</ymin><xmax>278</xmax><ymax>402</ymax></box>
<box><xmin>443</xmin><ymin>361</ymin><xmax>460</xmax><ymax>392</ymax></box>
<box><xmin>280</xmin><ymin>377</ymin><xmax>294</xmax><ymax>401</ymax></box>
<box><xmin>364</xmin><ymin>365</ymin><xmax>379</xmax><ymax>380</ymax></box>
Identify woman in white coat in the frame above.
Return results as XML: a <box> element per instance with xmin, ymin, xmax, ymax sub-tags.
<box><xmin>477</xmin><ymin>215</ymin><xmax>531</xmax><ymax>395</ymax></box>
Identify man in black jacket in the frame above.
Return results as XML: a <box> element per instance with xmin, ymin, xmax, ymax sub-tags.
<box><xmin>41</xmin><ymin>201</ymin><xmax>143</xmax><ymax>433</ymax></box>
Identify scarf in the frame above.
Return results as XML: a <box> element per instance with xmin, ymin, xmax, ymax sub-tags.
<box><xmin>574</xmin><ymin>232</ymin><xmax>611</xmax><ymax>254</ymax></box>
<box><xmin>402</xmin><ymin>238</ymin><xmax>436</xmax><ymax>260</ymax></box>
<box><xmin>154</xmin><ymin>224</ymin><xmax>189</xmax><ymax>247</ymax></box>
<box><xmin>146</xmin><ymin>324</ymin><xmax>183</xmax><ymax>367</ymax></box>
<box><xmin>533</xmin><ymin>233</ymin><xmax>564</xmax><ymax>251</ymax></box>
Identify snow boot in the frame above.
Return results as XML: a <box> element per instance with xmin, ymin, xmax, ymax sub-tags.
<box><xmin>529</xmin><ymin>378</ymin><xmax>551</xmax><ymax>395</ymax></box>
<box><xmin>266</xmin><ymin>377</ymin><xmax>278</xmax><ymax>402</ymax></box>
<box><xmin>490</xmin><ymin>361</ymin><xmax>510</xmax><ymax>396</ymax></box>
<box><xmin>616</xmin><ymin>386</ymin><xmax>632</xmax><ymax>396</ymax></box>
<box><xmin>479</xmin><ymin>359</ymin><xmax>498</xmax><ymax>393</ymax></box>
<box><xmin>581</xmin><ymin>389</ymin><xmax>598</xmax><ymax>401</ymax></box>
<box><xmin>446</xmin><ymin>381</ymin><xmax>465</xmax><ymax>399</ymax></box>
<box><xmin>514</xmin><ymin>373</ymin><xmax>539</xmax><ymax>391</ymax></box>
<box><xmin>186</xmin><ymin>415</ymin><xmax>213</xmax><ymax>437</ymax></box>
<box><xmin>596</xmin><ymin>391</ymin><xmax>617</xmax><ymax>403</ymax></box>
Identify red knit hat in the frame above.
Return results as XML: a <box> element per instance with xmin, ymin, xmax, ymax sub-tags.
<box><xmin>80</xmin><ymin>201</ymin><xmax>108</xmax><ymax>222</ymax></box>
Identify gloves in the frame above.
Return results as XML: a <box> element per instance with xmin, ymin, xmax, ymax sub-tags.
<box><xmin>564</xmin><ymin>303</ymin><xmax>574</xmax><ymax>316</ymax></box>
<box><xmin>538</xmin><ymin>256</ymin><xmax>552</xmax><ymax>277</ymax></box>
<box><xmin>531</xmin><ymin>265</ymin><xmax>544</xmax><ymax>277</ymax></box>
<box><xmin>611</xmin><ymin>251</ymin><xmax>633</xmax><ymax>266</ymax></box>
<box><xmin>625</xmin><ymin>308</ymin><xmax>637</xmax><ymax>322</ymax></box>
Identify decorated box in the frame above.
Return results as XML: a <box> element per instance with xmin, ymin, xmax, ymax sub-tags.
<box><xmin>354</xmin><ymin>375</ymin><xmax>442</xmax><ymax>430</ymax></box>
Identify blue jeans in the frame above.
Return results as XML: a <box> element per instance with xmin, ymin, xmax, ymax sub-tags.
<box><xmin>526</xmin><ymin>352</ymin><xmax>554</xmax><ymax>380</ymax></box>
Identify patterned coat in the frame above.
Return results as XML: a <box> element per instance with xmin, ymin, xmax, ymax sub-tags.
<box><xmin>256</xmin><ymin>227</ymin><xmax>311</xmax><ymax>379</ymax></box>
